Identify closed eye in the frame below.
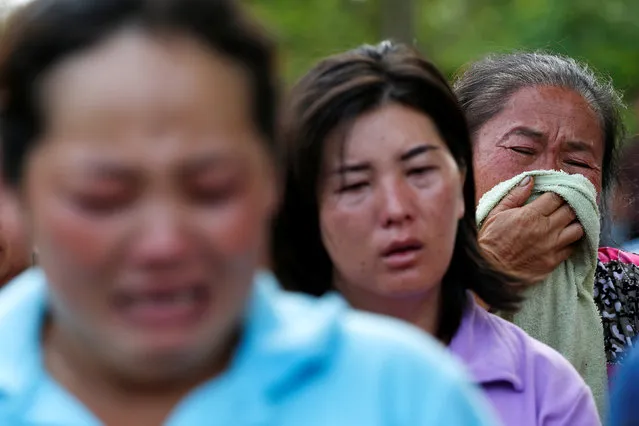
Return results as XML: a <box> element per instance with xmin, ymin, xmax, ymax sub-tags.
<box><xmin>408</xmin><ymin>166</ymin><xmax>437</xmax><ymax>176</ymax></box>
<box><xmin>510</xmin><ymin>147</ymin><xmax>535</xmax><ymax>155</ymax></box>
<box><xmin>190</xmin><ymin>185</ymin><xmax>237</xmax><ymax>205</ymax></box>
<box><xmin>565</xmin><ymin>160</ymin><xmax>593</xmax><ymax>169</ymax></box>
<box><xmin>72</xmin><ymin>194</ymin><xmax>132</xmax><ymax>215</ymax></box>
<box><xmin>337</xmin><ymin>182</ymin><xmax>368</xmax><ymax>193</ymax></box>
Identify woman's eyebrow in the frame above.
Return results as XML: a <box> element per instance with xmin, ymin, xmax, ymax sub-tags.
<box><xmin>399</xmin><ymin>144</ymin><xmax>439</xmax><ymax>162</ymax></box>
<box><xmin>564</xmin><ymin>140</ymin><xmax>594</xmax><ymax>153</ymax></box>
<box><xmin>332</xmin><ymin>162</ymin><xmax>370</xmax><ymax>175</ymax></box>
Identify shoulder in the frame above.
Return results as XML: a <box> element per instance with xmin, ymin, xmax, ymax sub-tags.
<box><xmin>341</xmin><ymin>309</ymin><xmax>459</xmax><ymax>369</ymax></box>
<box><xmin>454</xmin><ymin>299</ymin><xmax>581</xmax><ymax>382</ymax></box>
<box><xmin>334</xmin><ymin>307</ymin><xmax>498</xmax><ymax>425</ymax></box>
<box><xmin>0</xmin><ymin>269</ymin><xmax>47</xmax><ymax>346</ymax></box>
<box><xmin>0</xmin><ymin>269</ymin><xmax>49</xmax><ymax>417</ymax></box>
<box><xmin>488</xmin><ymin>310</ymin><xmax>590</xmax><ymax>387</ymax></box>
<box><xmin>266</xmin><ymin>285</ymin><xmax>497</xmax><ymax>424</ymax></box>
<box><xmin>273</xmin><ymin>284</ymin><xmax>460</xmax><ymax>375</ymax></box>
<box><xmin>0</xmin><ymin>269</ymin><xmax>45</xmax><ymax>316</ymax></box>
<box><xmin>484</xmin><ymin>311</ymin><xmax>598</xmax><ymax>422</ymax></box>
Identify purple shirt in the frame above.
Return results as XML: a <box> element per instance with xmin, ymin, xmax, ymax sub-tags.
<box><xmin>449</xmin><ymin>297</ymin><xmax>601</xmax><ymax>426</ymax></box>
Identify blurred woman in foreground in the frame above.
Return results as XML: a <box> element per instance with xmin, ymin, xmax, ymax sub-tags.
<box><xmin>0</xmin><ymin>1</ymin><xmax>497</xmax><ymax>425</ymax></box>
<box><xmin>273</xmin><ymin>41</ymin><xmax>600</xmax><ymax>426</ymax></box>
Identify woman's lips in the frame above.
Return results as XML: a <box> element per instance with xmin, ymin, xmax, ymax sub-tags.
<box><xmin>113</xmin><ymin>284</ymin><xmax>210</xmax><ymax>328</ymax></box>
<box><xmin>381</xmin><ymin>240</ymin><xmax>424</xmax><ymax>270</ymax></box>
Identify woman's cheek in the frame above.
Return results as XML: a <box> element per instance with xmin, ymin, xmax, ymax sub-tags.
<box><xmin>35</xmin><ymin>203</ymin><xmax>123</xmax><ymax>268</ymax></box>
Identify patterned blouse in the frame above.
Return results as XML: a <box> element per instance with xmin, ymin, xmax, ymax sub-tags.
<box><xmin>594</xmin><ymin>247</ymin><xmax>639</xmax><ymax>378</ymax></box>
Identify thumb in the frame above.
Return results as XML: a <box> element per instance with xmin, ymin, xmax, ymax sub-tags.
<box><xmin>486</xmin><ymin>175</ymin><xmax>534</xmax><ymax>220</ymax></box>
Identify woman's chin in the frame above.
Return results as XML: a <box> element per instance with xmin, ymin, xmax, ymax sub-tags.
<box><xmin>376</xmin><ymin>272</ymin><xmax>439</xmax><ymax>297</ymax></box>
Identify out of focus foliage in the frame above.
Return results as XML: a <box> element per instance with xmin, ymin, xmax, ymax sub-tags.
<box><xmin>247</xmin><ymin>0</ymin><xmax>639</xmax><ymax>131</ymax></box>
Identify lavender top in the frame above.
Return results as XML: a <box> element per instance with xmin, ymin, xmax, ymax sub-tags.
<box><xmin>449</xmin><ymin>296</ymin><xmax>601</xmax><ymax>426</ymax></box>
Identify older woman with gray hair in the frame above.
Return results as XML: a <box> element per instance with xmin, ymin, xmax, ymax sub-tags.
<box><xmin>454</xmin><ymin>52</ymin><xmax>639</xmax><ymax>387</ymax></box>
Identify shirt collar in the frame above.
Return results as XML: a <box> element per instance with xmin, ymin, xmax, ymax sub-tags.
<box><xmin>0</xmin><ymin>269</ymin><xmax>344</xmax><ymax>409</ymax></box>
<box><xmin>230</xmin><ymin>272</ymin><xmax>343</xmax><ymax>399</ymax></box>
<box><xmin>449</xmin><ymin>296</ymin><xmax>524</xmax><ymax>391</ymax></box>
<box><xmin>0</xmin><ymin>268</ymin><xmax>48</xmax><ymax>399</ymax></box>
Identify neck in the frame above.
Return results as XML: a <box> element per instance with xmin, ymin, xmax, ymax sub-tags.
<box><xmin>337</xmin><ymin>281</ymin><xmax>442</xmax><ymax>339</ymax></box>
<box><xmin>43</xmin><ymin>315</ymin><xmax>237</xmax><ymax>425</ymax></box>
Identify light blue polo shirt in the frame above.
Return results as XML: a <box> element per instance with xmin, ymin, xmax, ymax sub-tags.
<box><xmin>0</xmin><ymin>268</ymin><xmax>500</xmax><ymax>425</ymax></box>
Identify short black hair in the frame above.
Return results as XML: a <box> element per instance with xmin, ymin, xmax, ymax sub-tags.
<box><xmin>0</xmin><ymin>0</ymin><xmax>277</xmax><ymax>186</ymax></box>
<box><xmin>272</xmin><ymin>41</ymin><xmax>521</xmax><ymax>342</ymax></box>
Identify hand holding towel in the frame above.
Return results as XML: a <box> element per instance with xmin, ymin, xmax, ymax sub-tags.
<box><xmin>476</xmin><ymin>170</ymin><xmax>607</xmax><ymax>416</ymax></box>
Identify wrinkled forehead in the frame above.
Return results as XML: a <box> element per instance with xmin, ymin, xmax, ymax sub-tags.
<box><xmin>487</xmin><ymin>86</ymin><xmax>604</xmax><ymax>142</ymax></box>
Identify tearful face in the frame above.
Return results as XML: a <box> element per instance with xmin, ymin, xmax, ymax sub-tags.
<box><xmin>25</xmin><ymin>28</ymin><xmax>278</xmax><ymax>379</ymax></box>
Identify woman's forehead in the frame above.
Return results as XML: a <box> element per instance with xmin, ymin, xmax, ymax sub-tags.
<box><xmin>489</xmin><ymin>86</ymin><xmax>603</xmax><ymax>138</ymax></box>
<box><xmin>41</xmin><ymin>28</ymin><xmax>252</xmax><ymax>135</ymax></box>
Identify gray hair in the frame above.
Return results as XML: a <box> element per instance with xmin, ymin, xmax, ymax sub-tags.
<box><xmin>453</xmin><ymin>52</ymin><xmax>625</xmax><ymax>191</ymax></box>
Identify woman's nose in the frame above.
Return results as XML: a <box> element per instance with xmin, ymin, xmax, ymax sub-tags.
<box><xmin>130</xmin><ymin>205</ymin><xmax>191</xmax><ymax>268</ymax></box>
<box><xmin>379</xmin><ymin>181</ymin><xmax>414</xmax><ymax>228</ymax></box>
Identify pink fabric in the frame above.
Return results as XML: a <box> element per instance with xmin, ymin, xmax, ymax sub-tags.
<box><xmin>598</xmin><ymin>247</ymin><xmax>639</xmax><ymax>265</ymax></box>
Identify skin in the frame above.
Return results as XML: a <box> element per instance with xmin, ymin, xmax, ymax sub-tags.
<box><xmin>474</xmin><ymin>85</ymin><xmax>604</xmax><ymax>198</ymax></box>
<box><xmin>0</xmin><ymin>179</ymin><xmax>30</xmax><ymax>285</ymax></box>
<box><xmin>17</xmin><ymin>27</ymin><xmax>277</xmax><ymax>425</ymax></box>
<box><xmin>473</xmin><ymin>86</ymin><xmax>603</xmax><ymax>283</ymax></box>
<box><xmin>318</xmin><ymin>103</ymin><xmax>465</xmax><ymax>336</ymax></box>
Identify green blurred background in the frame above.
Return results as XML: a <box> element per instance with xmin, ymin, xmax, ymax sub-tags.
<box><xmin>246</xmin><ymin>0</ymin><xmax>639</xmax><ymax>134</ymax></box>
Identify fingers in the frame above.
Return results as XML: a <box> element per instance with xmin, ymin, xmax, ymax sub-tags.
<box><xmin>557</xmin><ymin>222</ymin><xmax>584</xmax><ymax>247</ymax></box>
<box><xmin>555</xmin><ymin>244</ymin><xmax>577</xmax><ymax>264</ymax></box>
<box><xmin>527</xmin><ymin>192</ymin><xmax>565</xmax><ymax>217</ymax></box>
<box><xmin>486</xmin><ymin>176</ymin><xmax>535</xmax><ymax>220</ymax></box>
<box><xmin>549</xmin><ymin>203</ymin><xmax>577</xmax><ymax>229</ymax></box>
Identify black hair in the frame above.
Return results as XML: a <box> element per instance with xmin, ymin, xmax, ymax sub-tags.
<box><xmin>0</xmin><ymin>0</ymin><xmax>277</xmax><ymax>186</ymax></box>
<box><xmin>272</xmin><ymin>41</ymin><xmax>521</xmax><ymax>342</ymax></box>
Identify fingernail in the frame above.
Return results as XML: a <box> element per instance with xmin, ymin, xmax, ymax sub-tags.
<box><xmin>519</xmin><ymin>176</ymin><xmax>532</xmax><ymax>187</ymax></box>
